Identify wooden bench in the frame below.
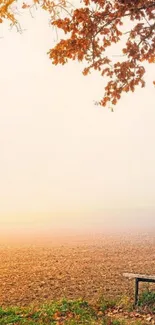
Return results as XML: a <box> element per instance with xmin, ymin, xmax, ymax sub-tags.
<box><xmin>123</xmin><ymin>273</ymin><xmax>155</xmax><ymax>305</ymax></box>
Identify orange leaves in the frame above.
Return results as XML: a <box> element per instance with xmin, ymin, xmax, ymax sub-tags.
<box><xmin>100</xmin><ymin>96</ymin><xmax>110</xmax><ymax>107</ymax></box>
<box><xmin>123</xmin><ymin>85</ymin><xmax>129</xmax><ymax>92</ymax></box>
<box><xmin>112</xmin><ymin>98</ymin><xmax>117</xmax><ymax>105</ymax></box>
<box><xmin>53</xmin><ymin>310</ymin><xmax>76</xmax><ymax>324</ymax></box>
<box><xmin>47</xmin><ymin>0</ymin><xmax>155</xmax><ymax>108</ymax></box>
<box><xmin>99</xmin><ymin>58</ymin><xmax>146</xmax><ymax>107</ymax></box>
<box><xmin>52</xmin><ymin>18</ymin><xmax>71</xmax><ymax>33</ymax></box>
<box><xmin>48</xmin><ymin>37</ymin><xmax>90</xmax><ymax>65</ymax></box>
<box><xmin>22</xmin><ymin>2</ymin><xmax>30</xmax><ymax>9</ymax></box>
<box><xmin>0</xmin><ymin>0</ymin><xmax>155</xmax><ymax>108</ymax></box>
<box><xmin>83</xmin><ymin>67</ymin><xmax>90</xmax><ymax>76</ymax></box>
<box><xmin>83</xmin><ymin>0</ymin><xmax>90</xmax><ymax>5</ymax></box>
<box><xmin>148</xmin><ymin>56</ymin><xmax>155</xmax><ymax>63</ymax></box>
<box><xmin>102</xmin><ymin>28</ymin><xmax>110</xmax><ymax>34</ymax></box>
<box><xmin>72</xmin><ymin>7</ymin><xmax>90</xmax><ymax>24</ymax></box>
<box><xmin>103</xmin><ymin>38</ymin><xmax>111</xmax><ymax>47</ymax></box>
<box><xmin>0</xmin><ymin>0</ymin><xmax>17</xmax><ymax>25</ymax></box>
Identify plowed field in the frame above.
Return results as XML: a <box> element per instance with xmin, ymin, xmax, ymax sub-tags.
<box><xmin>0</xmin><ymin>233</ymin><xmax>154</xmax><ymax>307</ymax></box>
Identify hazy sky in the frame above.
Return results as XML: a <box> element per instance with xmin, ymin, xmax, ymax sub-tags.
<box><xmin>0</xmin><ymin>5</ymin><xmax>155</xmax><ymax>233</ymax></box>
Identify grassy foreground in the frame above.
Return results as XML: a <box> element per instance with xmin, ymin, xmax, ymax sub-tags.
<box><xmin>0</xmin><ymin>293</ymin><xmax>154</xmax><ymax>325</ymax></box>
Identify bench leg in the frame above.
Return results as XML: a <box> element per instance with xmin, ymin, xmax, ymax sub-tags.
<box><xmin>135</xmin><ymin>278</ymin><xmax>139</xmax><ymax>305</ymax></box>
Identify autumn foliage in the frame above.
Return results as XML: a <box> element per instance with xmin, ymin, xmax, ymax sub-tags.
<box><xmin>1</xmin><ymin>0</ymin><xmax>155</xmax><ymax>107</ymax></box>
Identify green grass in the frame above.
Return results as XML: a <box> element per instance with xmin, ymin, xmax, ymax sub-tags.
<box><xmin>138</xmin><ymin>290</ymin><xmax>155</xmax><ymax>311</ymax></box>
<box><xmin>0</xmin><ymin>299</ymin><xmax>98</xmax><ymax>325</ymax></box>
<box><xmin>0</xmin><ymin>297</ymin><xmax>150</xmax><ymax>325</ymax></box>
<box><xmin>97</xmin><ymin>296</ymin><xmax>117</xmax><ymax>313</ymax></box>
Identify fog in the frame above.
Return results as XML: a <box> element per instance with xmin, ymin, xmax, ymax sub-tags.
<box><xmin>0</xmin><ymin>7</ymin><xmax>155</xmax><ymax>243</ymax></box>
<box><xmin>0</xmin><ymin>207</ymin><xmax>154</xmax><ymax>246</ymax></box>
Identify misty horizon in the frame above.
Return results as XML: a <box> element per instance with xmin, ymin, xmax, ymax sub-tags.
<box><xmin>0</xmin><ymin>7</ymin><xmax>155</xmax><ymax>239</ymax></box>
<box><xmin>0</xmin><ymin>207</ymin><xmax>155</xmax><ymax>245</ymax></box>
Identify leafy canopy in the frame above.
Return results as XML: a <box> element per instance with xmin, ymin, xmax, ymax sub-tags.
<box><xmin>1</xmin><ymin>0</ymin><xmax>155</xmax><ymax>108</ymax></box>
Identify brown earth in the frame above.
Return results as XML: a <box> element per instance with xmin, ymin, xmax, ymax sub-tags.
<box><xmin>0</xmin><ymin>232</ymin><xmax>154</xmax><ymax>307</ymax></box>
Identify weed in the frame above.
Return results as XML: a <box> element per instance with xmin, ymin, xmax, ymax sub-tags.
<box><xmin>112</xmin><ymin>320</ymin><xmax>125</xmax><ymax>325</ymax></box>
<box><xmin>98</xmin><ymin>296</ymin><xmax>117</xmax><ymax>312</ymax></box>
<box><xmin>0</xmin><ymin>298</ymin><xmax>149</xmax><ymax>325</ymax></box>
<box><xmin>138</xmin><ymin>290</ymin><xmax>155</xmax><ymax>312</ymax></box>
<box><xmin>117</xmin><ymin>295</ymin><xmax>133</xmax><ymax>311</ymax></box>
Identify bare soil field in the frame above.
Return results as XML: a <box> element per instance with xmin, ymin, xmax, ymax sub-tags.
<box><xmin>0</xmin><ymin>232</ymin><xmax>154</xmax><ymax>307</ymax></box>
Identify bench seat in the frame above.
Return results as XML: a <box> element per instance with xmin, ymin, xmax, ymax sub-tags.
<box><xmin>123</xmin><ymin>273</ymin><xmax>155</xmax><ymax>305</ymax></box>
